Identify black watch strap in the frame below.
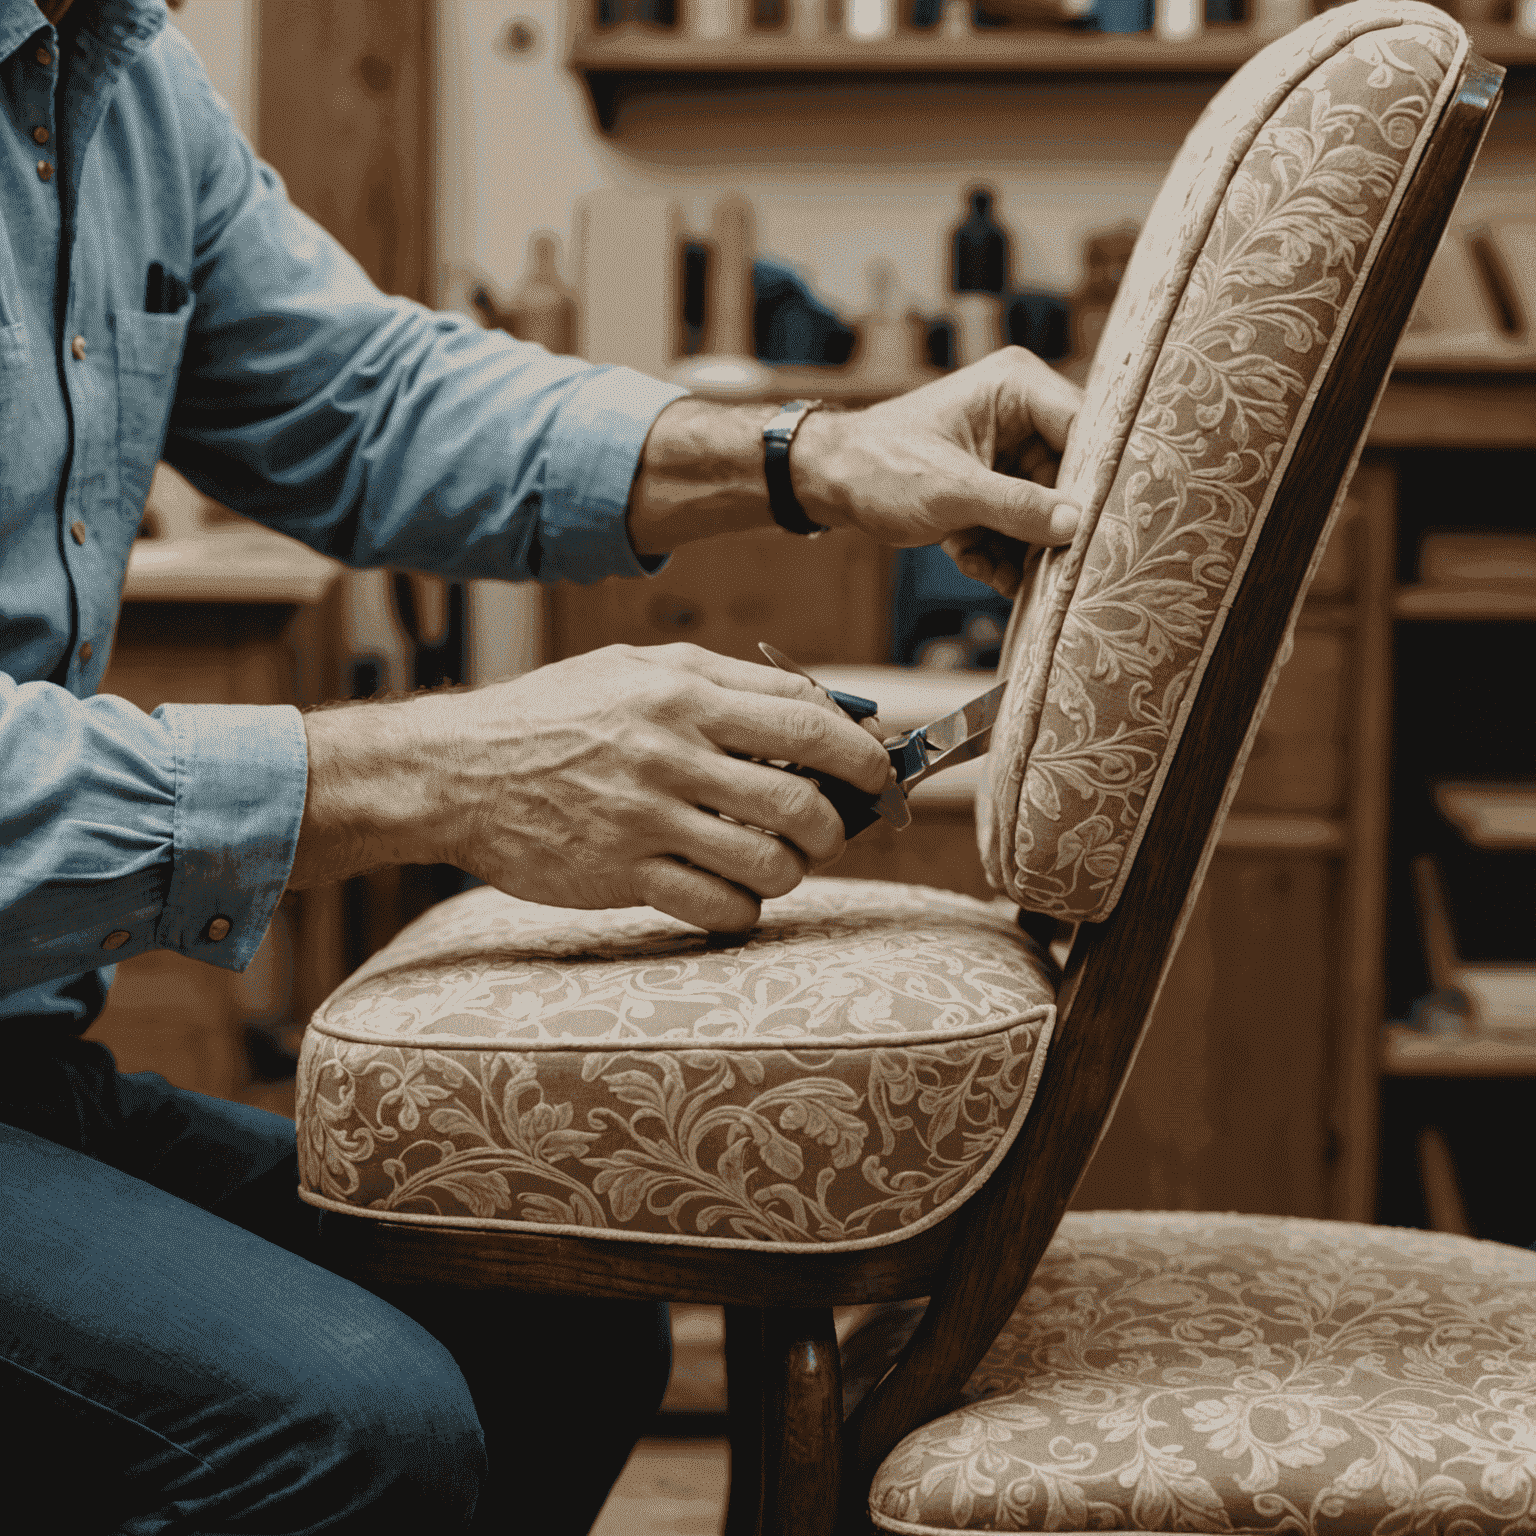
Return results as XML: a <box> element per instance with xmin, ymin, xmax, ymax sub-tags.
<box><xmin>763</xmin><ymin>399</ymin><xmax>827</xmax><ymax>536</ymax></box>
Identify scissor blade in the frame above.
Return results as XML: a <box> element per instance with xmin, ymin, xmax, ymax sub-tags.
<box><xmin>918</xmin><ymin>680</ymin><xmax>1008</xmax><ymax>756</ymax></box>
<box><xmin>897</xmin><ymin>680</ymin><xmax>1008</xmax><ymax>788</ymax></box>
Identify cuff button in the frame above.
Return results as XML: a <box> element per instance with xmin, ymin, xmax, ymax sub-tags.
<box><xmin>101</xmin><ymin>930</ymin><xmax>130</xmax><ymax>951</ymax></box>
<box><xmin>206</xmin><ymin>916</ymin><xmax>232</xmax><ymax>942</ymax></box>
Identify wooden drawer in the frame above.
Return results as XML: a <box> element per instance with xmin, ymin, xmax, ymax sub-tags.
<box><xmin>551</xmin><ymin>525</ymin><xmax>892</xmax><ymax>665</ymax></box>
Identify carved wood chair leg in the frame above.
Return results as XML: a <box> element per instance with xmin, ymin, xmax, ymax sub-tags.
<box><xmin>724</xmin><ymin>1306</ymin><xmax>766</xmax><ymax>1536</ymax></box>
<box><xmin>759</xmin><ymin>1306</ymin><xmax>842</xmax><ymax>1536</ymax></box>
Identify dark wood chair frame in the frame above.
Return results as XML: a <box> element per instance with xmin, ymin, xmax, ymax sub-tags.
<box><xmin>315</xmin><ymin>51</ymin><xmax>1503</xmax><ymax>1536</ymax></box>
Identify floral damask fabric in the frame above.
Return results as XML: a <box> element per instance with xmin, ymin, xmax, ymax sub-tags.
<box><xmin>870</xmin><ymin>1212</ymin><xmax>1536</xmax><ymax>1535</ymax></box>
<box><xmin>978</xmin><ymin>1</ymin><xmax>1466</xmax><ymax>919</ymax></box>
<box><xmin>296</xmin><ymin>879</ymin><xmax>1057</xmax><ymax>1251</ymax></box>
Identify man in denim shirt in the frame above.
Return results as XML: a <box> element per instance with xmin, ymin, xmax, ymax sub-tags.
<box><xmin>1</xmin><ymin>1</ymin><xmax>1082</xmax><ymax>1529</ymax></box>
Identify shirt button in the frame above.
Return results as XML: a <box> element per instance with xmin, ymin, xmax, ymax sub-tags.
<box><xmin>101</xmin><ymin>930</ymin><xmax>131</xmax><ymax>951</ymax></box>
<box><xmin>36</xmin><ymin>46</ymin><xmax>52</xmax><ymax>66</ymax></box>
<box><xmin>206</xmin><ymin>916</ymin><xmax>233</xmax><ymax>943</ymax></box>
<box><xmin>71</xmin><ymin>335</ymin><xmax>86</xmax><ymax>360</ymax></box>
<box><xmin>37</xmin><ymin>160</ymin><xmax>53</xmax><ymax>182</ymax></box>
<box><xmin>70</xmin><ymin>519</ymin><xmax>86</xmax><ymax>544</ymax></box>
<box><xmin>78</xmin><ymin>640</ymin><xmax>93</xmax><ymax>663</ymax></box>
<box><xmin>32</xmin><ymin>126</ymin><xmax>49</xmax><ymax>145</ymax></box>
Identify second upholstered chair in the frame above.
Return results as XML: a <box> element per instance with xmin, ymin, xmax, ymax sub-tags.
<box><xmin>294</xmin><ymin>5</ymin><xmax>1507</xmax><ymax>1531</ymax></box>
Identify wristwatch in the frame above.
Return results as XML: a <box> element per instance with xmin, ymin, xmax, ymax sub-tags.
<box><xmin>762</xmin><ymin>398</ymin><xmax>827</xmax><ymax>536</ymax></box>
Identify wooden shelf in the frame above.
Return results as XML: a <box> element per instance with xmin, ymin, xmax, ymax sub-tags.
<box><xmin>570</xmin><ymin>22</ymin><xmax>1536</xmax><ymax>128</ymax></box>
<box><xmin>1383</xmin><ymin>1024</ymin><xmax>1536</xmax><ymax>1078</ymax></box>
<box><xmin>1368</xmin><ymin>373</ymin><xmax>1536</xmax><ymax>450</ymax></box>
<box><xmin>1393</xmin><ymin>583</ymin><xmax>1536</xmax><ymax>621</ymax></box>
<box><xmin>1434</xmin><ymin>782</ymin><xmax>1536</xmax><ymax>849</ymax></box>
<box><xmin>123</xmin><ymin>528</ymin><xmax>341</xmax><ymax>606</ymax></box>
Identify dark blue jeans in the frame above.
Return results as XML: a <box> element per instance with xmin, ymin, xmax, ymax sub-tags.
<box><xmin>0</xmin><ymin>1030</ymin><xmax>671</xmax><ymax>1535</ymax></box>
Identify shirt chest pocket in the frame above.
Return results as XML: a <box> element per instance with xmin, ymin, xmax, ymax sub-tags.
<box><xmin>114</xmin><ymin>302</ymin><xmax>193</xmax><ymax>519</ymax></box>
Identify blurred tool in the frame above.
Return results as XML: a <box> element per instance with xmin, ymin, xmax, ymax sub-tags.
<box><xmin>691</xmin><ymin>0</ymin><xmax>738</xmax><ymax>36</ymax></box>
<box><xmin>1067</xmin><ymin>221</ymin><xmax>1138</xmax><ymax>376</ymax></box>
<box><xmin>1154</xmin><ymin>0</ymin><xmax>1201</xmax><ymax>38</ymax></box>
<box><xmin>848</xmin><ymin>259</ymin><xmax>929</xmax><ymax>386</ymax></box>
<box><xmin>1251</xmin><ymin>0</ymin><xmax>1310</xmax><ymax>36</ymax></box>
<box><xmin>669</xmin><ymin>194</ymin><xmax>775</xmax><ymax>397</ymax></box>
<box><xmin>1412</xmin><ymin>852</ymin><xmax>1536</xmax><ymax>1035</ymax></box>
<box><xmin>950</xmin><ymin>186</ymin><xmax>1011</xmax><ymax>364</ymax></box>
<box><xmin>471</xmin><ymin>232</ymin><xmax>578</xmax><ymax>356</ymax></box>
<box><xmin>1396</xmin><ymin>210</ymin><xmax>1536</xmax><ymax>370</ymax></box>
<box><xmin>892</xmin><ymin>544</ymin><xmax>1012</xmax><ymax>668</ymax></box>
<box><xmin>751</xmin><ymin>258</ymin><xmax>857</xmax><ymax>365</ymax></box>
<box><xmin>577</xmin><ymin>190</ymin><xmax>680</xmax><ymax>377</ymax></box>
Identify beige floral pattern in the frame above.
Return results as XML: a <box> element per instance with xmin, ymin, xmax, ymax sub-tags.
<box><xmin>870</xmin><ymin>1212</ymin><xmax>1536</xmax><ymax>1535</ymax></box>
<box><xmin>978</xmin><ymin>2</ymin><xmax>1465</xmax><ymax>920</ymax></box>
<box><xmin>296</xmin><ymin>879</ymin><xmax>1057</xmax><ymax>1250</ymax></box>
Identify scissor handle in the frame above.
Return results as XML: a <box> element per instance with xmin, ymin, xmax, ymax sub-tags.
<box><xmin>782</xmin><ymin>764</ymin><xmax>886</xmax><ymax>840</ymax></box>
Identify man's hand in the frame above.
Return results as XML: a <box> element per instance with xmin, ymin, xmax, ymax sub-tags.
<box><xmin>794</xmin><ymin>348</ymin><xmax>1084</xmax><ymax>599</ymax></box>
<box><xmin>290</xmin><ymin>644</ymin><xmax>892</xmax><ymax>932</ymax></box>
<box><xmin>626</xmin><ymin>348</ymin><xmax>1084</xmax><ymax>600</ymax></box>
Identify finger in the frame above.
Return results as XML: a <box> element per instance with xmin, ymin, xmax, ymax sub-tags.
<box><xmin>1015</xmin><ymin>437</ymin><xmax>1061</xmax><ymax>489</ymax></box>
<box><xmin>640</xmin><ymin>642</ymin><xmax>842</xmax><ymax>712</ymax></box>
<box><xmin>683</xmin><ymin>751</ymin><xmax>847</xmax><ymax>864</ymax></box>
<box><xmin>941</xmin><ymin>530</ymin><xmax>1029</xmax><ymax>599</ymax></box>
<box><xmin>955</xmin><ymin>462</ymin><xmax>1080</xmax><ymax>548</ymax></box>
<box><xmin>633</xmin><ymin>856</ymin><xmax>762</xmax><ymax>932</ymax></box>
<box><xmin>699</xmin><ymin>694</ymin><xmax>892</xmax><ymax>795</ymax></box>
<box><xmin>994</xmin><ymin>348</ymin><xmax>1083</xmax><ymax>455</ymax></box>
<box><xmin>670</xmin><ymin>806</ymin><xmax>809</xmax><ymax>900</ymax></box>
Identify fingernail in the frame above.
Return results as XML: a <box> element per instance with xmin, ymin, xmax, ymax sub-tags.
<box><xmin>1049</xmin><ymin>504</ymin><xmax>1081</xmax><ymax>541</ymax></box>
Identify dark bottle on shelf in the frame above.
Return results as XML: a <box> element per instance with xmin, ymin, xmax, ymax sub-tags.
<box><xmin>952</xmin><ymin>187</ymin><xmax>1011</xmax><ymax>294</ymax></box>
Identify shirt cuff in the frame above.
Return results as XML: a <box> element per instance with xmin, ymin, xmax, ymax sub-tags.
<box><xmin>540</xmin><ymin>365</ymin><xmax>689</xmax><ymax>583</ymax></box>
<box><xmin>154</xmin><ymin>702</ymin><xmax>309</xmax><ymax>972</ymax></box>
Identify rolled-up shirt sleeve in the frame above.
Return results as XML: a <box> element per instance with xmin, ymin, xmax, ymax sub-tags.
<box><xmin>161</xmin><ymin>28</ymin><xmax>686</xmax><ymax>585</ymax></box>
<box><xmin>0</xmin><ymin>674</ymin><xmax>307</xmax><ymax>994</ymax></box>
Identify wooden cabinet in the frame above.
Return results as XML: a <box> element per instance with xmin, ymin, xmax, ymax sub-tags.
<box><xmin>552</xmin><ymin>524</ymin><xmax>892</xmax><ymax>665</ymax></box>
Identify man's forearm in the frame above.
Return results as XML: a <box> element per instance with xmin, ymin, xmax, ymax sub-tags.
<box><xmin>624</xmin><ymin>399</ymin><xmax>851</xmax><ymax>557</ymax></box>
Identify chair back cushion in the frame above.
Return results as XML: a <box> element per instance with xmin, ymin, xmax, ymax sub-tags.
<box><xmin>978</xmin><ymin>0</ymin><xmax>1469</xmax><ymax>920</ymax></box>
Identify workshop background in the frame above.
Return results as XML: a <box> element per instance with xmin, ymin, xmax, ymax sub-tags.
<box><xmin>92</xmin><ymin>3</ymin><xmax>1535</xmax><ymax>1527</ymax></box>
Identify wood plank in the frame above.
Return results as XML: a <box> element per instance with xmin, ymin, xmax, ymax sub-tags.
<box><xmin>1331</xmin><ymin>459</ymin><xmax>1395</xmax><ymax>1223</ymax></box>
<box><xmin>1384</xmin><ymin>1026</ymin><xmax>1536</xmax><ymax>1078</ymax></box>
<box><xmin>1395</xmin><ymin>583</ymin><xmax>1536</xmax><ymax>620</ymax></box>
<box><xmin>1369</xmin><ymin>375</ymin><xmax>1536</xmax><ymax>450</ymax></box>
<box><xmin>257</xmin><ymin>0</ymin><xmax>435</xmax><ymax>303</ymax></box>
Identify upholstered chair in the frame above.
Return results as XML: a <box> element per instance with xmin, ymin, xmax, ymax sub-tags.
<box><xmin>293</xmin><ymin>5</ymin><xmax>1509</xmax><ymax>1532</ymax></box>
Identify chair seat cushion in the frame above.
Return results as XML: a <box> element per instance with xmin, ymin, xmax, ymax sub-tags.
<box><xmin>296</xmin><ymin>878</ymin><xmax>1057</xmax><ymax>1252</ymax></box>
<box><xmin>870</xmin><ymin>1211</ymin><xmax>1536</xmax><ymax>1534</ymax></box>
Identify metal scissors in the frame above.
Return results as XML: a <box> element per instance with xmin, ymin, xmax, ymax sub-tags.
<box><xmin>759</xmin><ymin>642</ymin><xmax>1007</xmax><ymax>839</ymax></box>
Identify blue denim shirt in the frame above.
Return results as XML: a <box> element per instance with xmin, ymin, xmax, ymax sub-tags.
<box><xmin>0</xmin><ymin>0</ymin><xmax>685</xmax><ymax>1025</ymax></box>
